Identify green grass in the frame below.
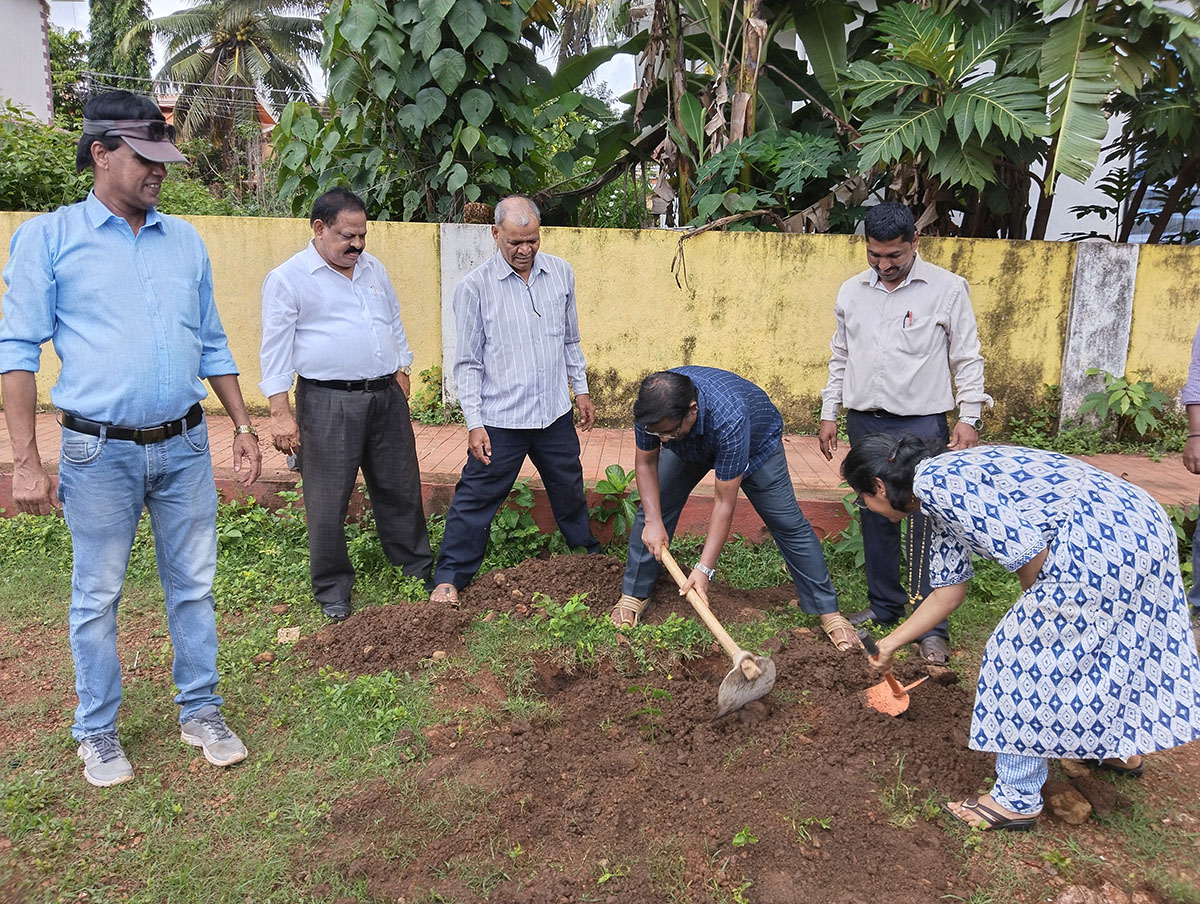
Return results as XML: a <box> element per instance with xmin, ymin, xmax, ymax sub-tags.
<box><xmin>1</xmin><ymin>496</ymin><xmax>1198</xmax><ymax>903</ymax></box>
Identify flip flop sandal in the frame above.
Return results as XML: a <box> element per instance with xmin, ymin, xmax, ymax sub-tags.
<box><xmin>611</xmin><ymin>594</ymin><xmax>648</xmax><ymax>628</ymax></box>
<box><xmin>821</xmin><ymin>613</ymin><xmax>860</xmax><ymax>652</ymax></box>
<box><xmin>430</xmin><ymin>583</ymin><xmax>459</xmax><ymax>608</ymax></box>
<box><xmin>1087</xmin><ymin>757</ymin><xmax>1144</xmax><ymax>777</ymax></box>
<box><xmin>917</xmin><ymin>635</ymin><xmax>951</xmax><ymax>666</ymax></box>
<box><xmin>951</xmin><ymin>796</ymin><xmax>1040</xmax><ymax>832</ymax></box>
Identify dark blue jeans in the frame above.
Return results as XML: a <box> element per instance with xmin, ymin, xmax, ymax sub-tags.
<box><xmin>845</xmin><ymin>409</ymin><xmax>950</xmax><ymax>640</ymax></box>
<box><xmin>434</xmin><ymin>412</ymin><xmax>599</xmax><ymax>589</ymax></box>
<box><xmin>622</xmin><ymin>442</ymin><xmax>838</xmax><ymax>614</ymax></box>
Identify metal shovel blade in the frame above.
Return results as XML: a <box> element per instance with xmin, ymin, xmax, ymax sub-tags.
<box><xmin>716</xmin><ymin>651</ymin><xmax>777</xmax><ymax>718</ymax></box>
<box><xmin>857</xmin><ymin>628</ymin><xmax>929</xmax><ymax>716</ymax></box>
<box><xmin>860</xmin><ymin>672</ymin><xmax>928</xmax><ymax>716</ymax></box>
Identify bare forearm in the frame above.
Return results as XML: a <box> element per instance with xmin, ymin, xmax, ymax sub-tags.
<box><xmin>879</xmin><ymin>584</ymin><xmax>967</xmax><ymax>656</ymax></box>
<box><xmin>1</xmin><ymin>371</ymin><xmax>41</xmax><ymax>465</ymax></box>
<box><xmin>207</xmin><ymin>374</ymin><xmax>252</xmax><ymax>425</ymax></box>
<box><xmin>268</xmin><ymin>391</ymin><xmax>294</xmax><ymax>418</ymax></box>
<box><xmin>700</xmin><ymin>485</ymin><xmax>738</xmax><ymax>569</ymax></box>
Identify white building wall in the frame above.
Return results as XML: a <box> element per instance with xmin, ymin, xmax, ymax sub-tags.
<box><xmin>0</xmin><ymin>0</ymin><xmax>54</xmax><ymax>121</ymax></box>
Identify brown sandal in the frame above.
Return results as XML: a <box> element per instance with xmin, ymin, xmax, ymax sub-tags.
<box><xmin>611</xmin><ymin>594</ymin><xmax>649</xmax><ymax>628</ymax></box>
<box><xmin>430</xmin><ymin>583</ymin><xmax>459</xmax><ymax>607</ymax></box>
<box><xmin>821</xmin><ymin>613</ymin><xmax>861</xmax><ymax>652</ymax></box>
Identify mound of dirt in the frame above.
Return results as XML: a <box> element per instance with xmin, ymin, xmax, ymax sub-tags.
<box><xmin>296</xmin><ymin>553</ymin><xmax>798</xmax><ymax>677</ymax></box>
<box><xmin>294</xmin><ymin>553</ymin><xmax>1182</xmax><ymax>904</ymax></box>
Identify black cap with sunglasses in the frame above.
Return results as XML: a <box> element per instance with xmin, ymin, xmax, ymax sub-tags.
<box><xmin>82</xmin><ymin>118</ymin><xmax>188</xmax><ymax>164</ymax></box>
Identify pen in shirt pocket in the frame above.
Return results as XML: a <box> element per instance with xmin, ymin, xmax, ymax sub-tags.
<box><xmin>903</xmin><ymin>310</ymin><xmax>913</xmax><ymax>328</ymax></box>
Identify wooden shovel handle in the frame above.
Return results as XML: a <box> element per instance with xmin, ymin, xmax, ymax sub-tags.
<box><xmin>858</xmin><ymin>630</ymin><xmax>907</xmax><ymax>698</ymax></box>
<box><xmin>660</xmin><ymin>547</ymin><xmax>749</xmax><ymax>667</ymax></box>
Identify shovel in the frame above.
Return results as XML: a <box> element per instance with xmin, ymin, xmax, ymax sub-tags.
<box><xmin>659</xmin><ymin>546</ymin><xmax>776</xmax><ymax>717</ymax></box>
<box><xmin>857</xmin><ymin>629</ymin><xmax>928</xmax><ymax>716</ymax></box>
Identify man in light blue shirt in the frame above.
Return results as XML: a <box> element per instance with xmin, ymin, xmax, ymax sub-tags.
<box><xmin>259</xmin><ymin>187</ymin><xmax>432</xmax><ymax>620</ymax></box>
<box><xmin>430</xmin><ymin>196</ymin><xmax>599</xmax><ymax>603</ymax></box>
<box><xmin>0</xmin><ymin>91</ymin><xmax>261</xmax><ymax>787</ymax></box>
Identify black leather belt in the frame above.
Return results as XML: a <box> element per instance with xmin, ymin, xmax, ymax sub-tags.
<box><xmin>60</xmin><ymin>403</ymin><xmax>203</xmax><ymax>445</ymax></box>
<box><xmin>300</xmin><ymin>374</ymin><xmax>395</xmax><ymax>392</ymax></box>
<box><xmin>852</xmin><ymin>409</ymin><xmax>898</xmax><ymax>418</ymax></box>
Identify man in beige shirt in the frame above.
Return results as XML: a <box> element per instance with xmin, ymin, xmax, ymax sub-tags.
<box><xmin>818</xmin><ymin>202</ymin><xmax>992</xmax><ymax>664</ymax></box>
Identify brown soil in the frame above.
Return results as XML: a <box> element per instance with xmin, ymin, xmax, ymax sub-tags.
<box><xmin>298</xmin><ymin>554</ymin><xmax>1200</xmax><ymax>904</ymax></box>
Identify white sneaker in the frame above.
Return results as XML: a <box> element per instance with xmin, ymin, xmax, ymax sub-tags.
<box><xmin>180</xmin><ymin>705</ymin><xmax>248</xmax><ymax>767</ymax></box>
<box><xmin>77</xmin><ymin>731</ymin><xmax>134</xmax><ymax>787</ymax></box>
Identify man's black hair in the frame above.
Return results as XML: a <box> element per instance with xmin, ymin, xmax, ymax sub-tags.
<box><xmin>863</xmin><ymin>202</ymin><xmax>916</xmax><ymax>243</ymax></box>
<box><xmin>310</xmin><ymin>187</ymin><xmax>367</xmax><ymax>225</ymax></box>
<box><xmin>76</xmin><ymin>90</ymin><xmax>164</xmax><ymax>173</ymax></box>
<box><xmin>633</xmin><ymin>371</ymin><xmax>697</xmax><ymax>426</ymax></box>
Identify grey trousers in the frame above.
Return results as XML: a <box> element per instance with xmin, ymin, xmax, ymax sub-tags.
<box><xmin>295</xmin><ymin>379</ymin><xmax>433</xmax><ymax>603</ymax></box>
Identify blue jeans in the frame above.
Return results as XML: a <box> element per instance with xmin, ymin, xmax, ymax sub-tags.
<box><xmin>622</xmin><ymin>443</ymin><xmax>838</xmax><ymax>614</ymax></box>
<box><xmin>57</xmin><ymin>418</ymin><xmax>222</xmax><ymax>740</ymax></box>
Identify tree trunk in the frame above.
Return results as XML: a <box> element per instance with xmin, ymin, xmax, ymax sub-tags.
<box><xmin>1146</xmin><ymin>154</ymin><xmax>1199</xmax><ymax>244</ymax></box>
<box><xmin>735</xmin><ymin>0</ymin><xmax>765</xmax><ymax>140</ymax></box>
<box><xmin>1030</xmin><ymin>136</ymin><xmax>1059</xmax><ymax>241</ymax></box>
<box><xmin>1117</xmin><ymin>176</ymin><xmax>1149</xmax><ymax>244</ymax></box>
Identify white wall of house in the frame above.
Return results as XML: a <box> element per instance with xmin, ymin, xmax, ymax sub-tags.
<box><xmin>1</xmin><ymin>0</ymin><xmax>54</xmax><ymax>121</ymax></box>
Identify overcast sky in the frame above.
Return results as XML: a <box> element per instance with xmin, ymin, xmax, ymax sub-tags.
<box><xmin>47</xmin><ymin>1</ymin><xmax>635</xmax><ymax>102</ymax></box>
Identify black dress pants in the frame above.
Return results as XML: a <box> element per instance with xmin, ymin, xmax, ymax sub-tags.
<box><xmin>845</xmin><ymin>409</ymin><xmax>949</xmax><ymax>640</ymax></box>
<box><xmin>296</xmin><ymin>379</ymin><xmax>433</xmax><ymax>603</ymax></box>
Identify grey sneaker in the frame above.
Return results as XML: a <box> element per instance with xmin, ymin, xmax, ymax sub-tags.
<box><xmin>77</xmin><ymin>731</ymin><xmax>134</xmax><ymax>787</ymax></box>
<box><xmin>180</xmin><ymin>705</ymin><xmax>247</xmax><ymax>767</ymax></box>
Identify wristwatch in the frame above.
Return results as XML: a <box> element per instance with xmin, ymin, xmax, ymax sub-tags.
<box><xmin>399</xmin><ymin>366</ymin><xmax>412</xmax><ymax>375</ymax></box>
<box><xmin>235</xmin><ymin>424</ymin><xmax>259</xmax><ymax>438</ymax></box>
<box><xmin>694</xmin><ymin>561</ymin><xmax>716</xmax><ymax>579</ymax></box>
<box><xmin>959</xmin><ymin>417</ymin><xmax>983</xmax><ymax>431</ymax></box>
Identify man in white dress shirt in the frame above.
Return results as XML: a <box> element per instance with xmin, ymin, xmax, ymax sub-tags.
<box><xmin>818</xmin><ymin>202</ymin><xmax>992</xmax><ymax>663</ymax></box>
<box><xmin>429</xmin><ymin>195</ymin><xmax>599</xmax><ymax>605</ymax></box>
<box><xmin>259</xmin><ymin>187</ymin><xmax>432</xmax><ymax>620</ymax></box>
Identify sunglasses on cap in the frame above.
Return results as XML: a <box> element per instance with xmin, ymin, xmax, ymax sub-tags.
<box><xmin>82</xmin><ymin>118</ymin><xmax>188</xmax><ymax>164</ymax></box>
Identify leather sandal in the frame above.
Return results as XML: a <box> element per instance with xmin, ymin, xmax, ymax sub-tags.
<box><xmin>430</xmin><ymin>583</ymin><xmax>459</xmax><ymax>608</ymax></box>
<box><xmin>950</xmin><ymin>795</ymin><xmax>1040</xmax><ymax>832</ymax></box>
<box><xmin>611</xmin><ymin>594</ymin><xmax>648</xmax><ymax>628</ymax></box>
<box><xmin>821</xmin><ymin>613</ymin><xmax>861</xmax><ymax>652</ymax></box>
<box><xmin>916</xmin><ymin>635</ymin><xmax>951</xmax><ymax>666</ymax></box>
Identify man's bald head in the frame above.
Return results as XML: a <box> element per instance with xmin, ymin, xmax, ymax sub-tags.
<box><xmin>494</xmin><ymin>195</ymin><xmax>541</xmax><ymax>228</ymax></box>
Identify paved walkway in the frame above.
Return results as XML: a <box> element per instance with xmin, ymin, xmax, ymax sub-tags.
<box><xmin>2</xmin><ymin>413</ymin><xmax>1197</xmax><ymax>521</ymax></box>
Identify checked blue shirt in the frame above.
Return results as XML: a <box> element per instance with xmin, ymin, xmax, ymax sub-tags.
<box><xmin>634</xmin><ymin>366</ymin><xmax>783</xmax><ymax>481</ymax></box>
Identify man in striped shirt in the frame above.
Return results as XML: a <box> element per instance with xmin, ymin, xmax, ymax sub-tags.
<box><xmin>430</xmin><ymin>196</ymin><xmax>599</xmax><ymax>603</ymax></box>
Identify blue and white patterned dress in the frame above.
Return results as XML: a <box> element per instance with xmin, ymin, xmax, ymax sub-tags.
<box><xmin>915</xmin><ymin>446</ymin><xmax>1200</xmax><ymax>760</ymax></box>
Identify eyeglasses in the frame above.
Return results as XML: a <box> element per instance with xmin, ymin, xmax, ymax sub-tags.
<box><xmin>644</xmin><ymin>421</ymin><xmax>684</xmax><ymax>440</ymax></box>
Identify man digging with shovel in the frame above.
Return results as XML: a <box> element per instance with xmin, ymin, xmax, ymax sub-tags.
<box><xmin>611</xmin><ymin>368</ymin><xmax>855</xmax><ymax>652</ymax></box>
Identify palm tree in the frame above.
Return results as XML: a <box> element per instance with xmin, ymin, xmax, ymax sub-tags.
<box><xmin>121</xmin><ymin>1</ymin><xmax>325</xmax><ymax>175</ymax></box>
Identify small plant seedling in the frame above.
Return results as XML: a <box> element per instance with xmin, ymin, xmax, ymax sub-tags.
<box><xmin>732</xmin><ymin>826</ymin><xmax>759</xmax><ymax>847</ymax></box>
<box><xmin>627</xmin><ymin>684</ymin><xmax>672</xmax><ymax>742</ymax></box>
<box><xmin>595</xmin><ymin>860</ymin><xmax>630</xmax><ymax>884</ymax></box>
<box><xmin>589</xmin><ymin>464</ymin><xmax>641</xmax><ymax>541</ymax></box>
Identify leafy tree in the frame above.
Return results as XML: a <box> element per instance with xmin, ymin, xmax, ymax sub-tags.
<box><xmin>122</xmin><ymin>1</ymin><xmax>323</xmax><ymax>176</ymax></box>
<box><xmin>89</xmin><ymin>0</ymin><xmax>151</xmax><ymax>83</ymax></box>
<box><xmin>272</xmin><ymin>0</ymin><xmax>634</xmax><ymax>221</ymax></box>
<box><xmin>48</xmin><ymin>27</ymin><xmax>91</xmax><ymax>126</ymax></box>
<box><xmin>619</xmin><ymin>0</ymin><xmax>1200</xmax><ymax>240</ymax></box>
